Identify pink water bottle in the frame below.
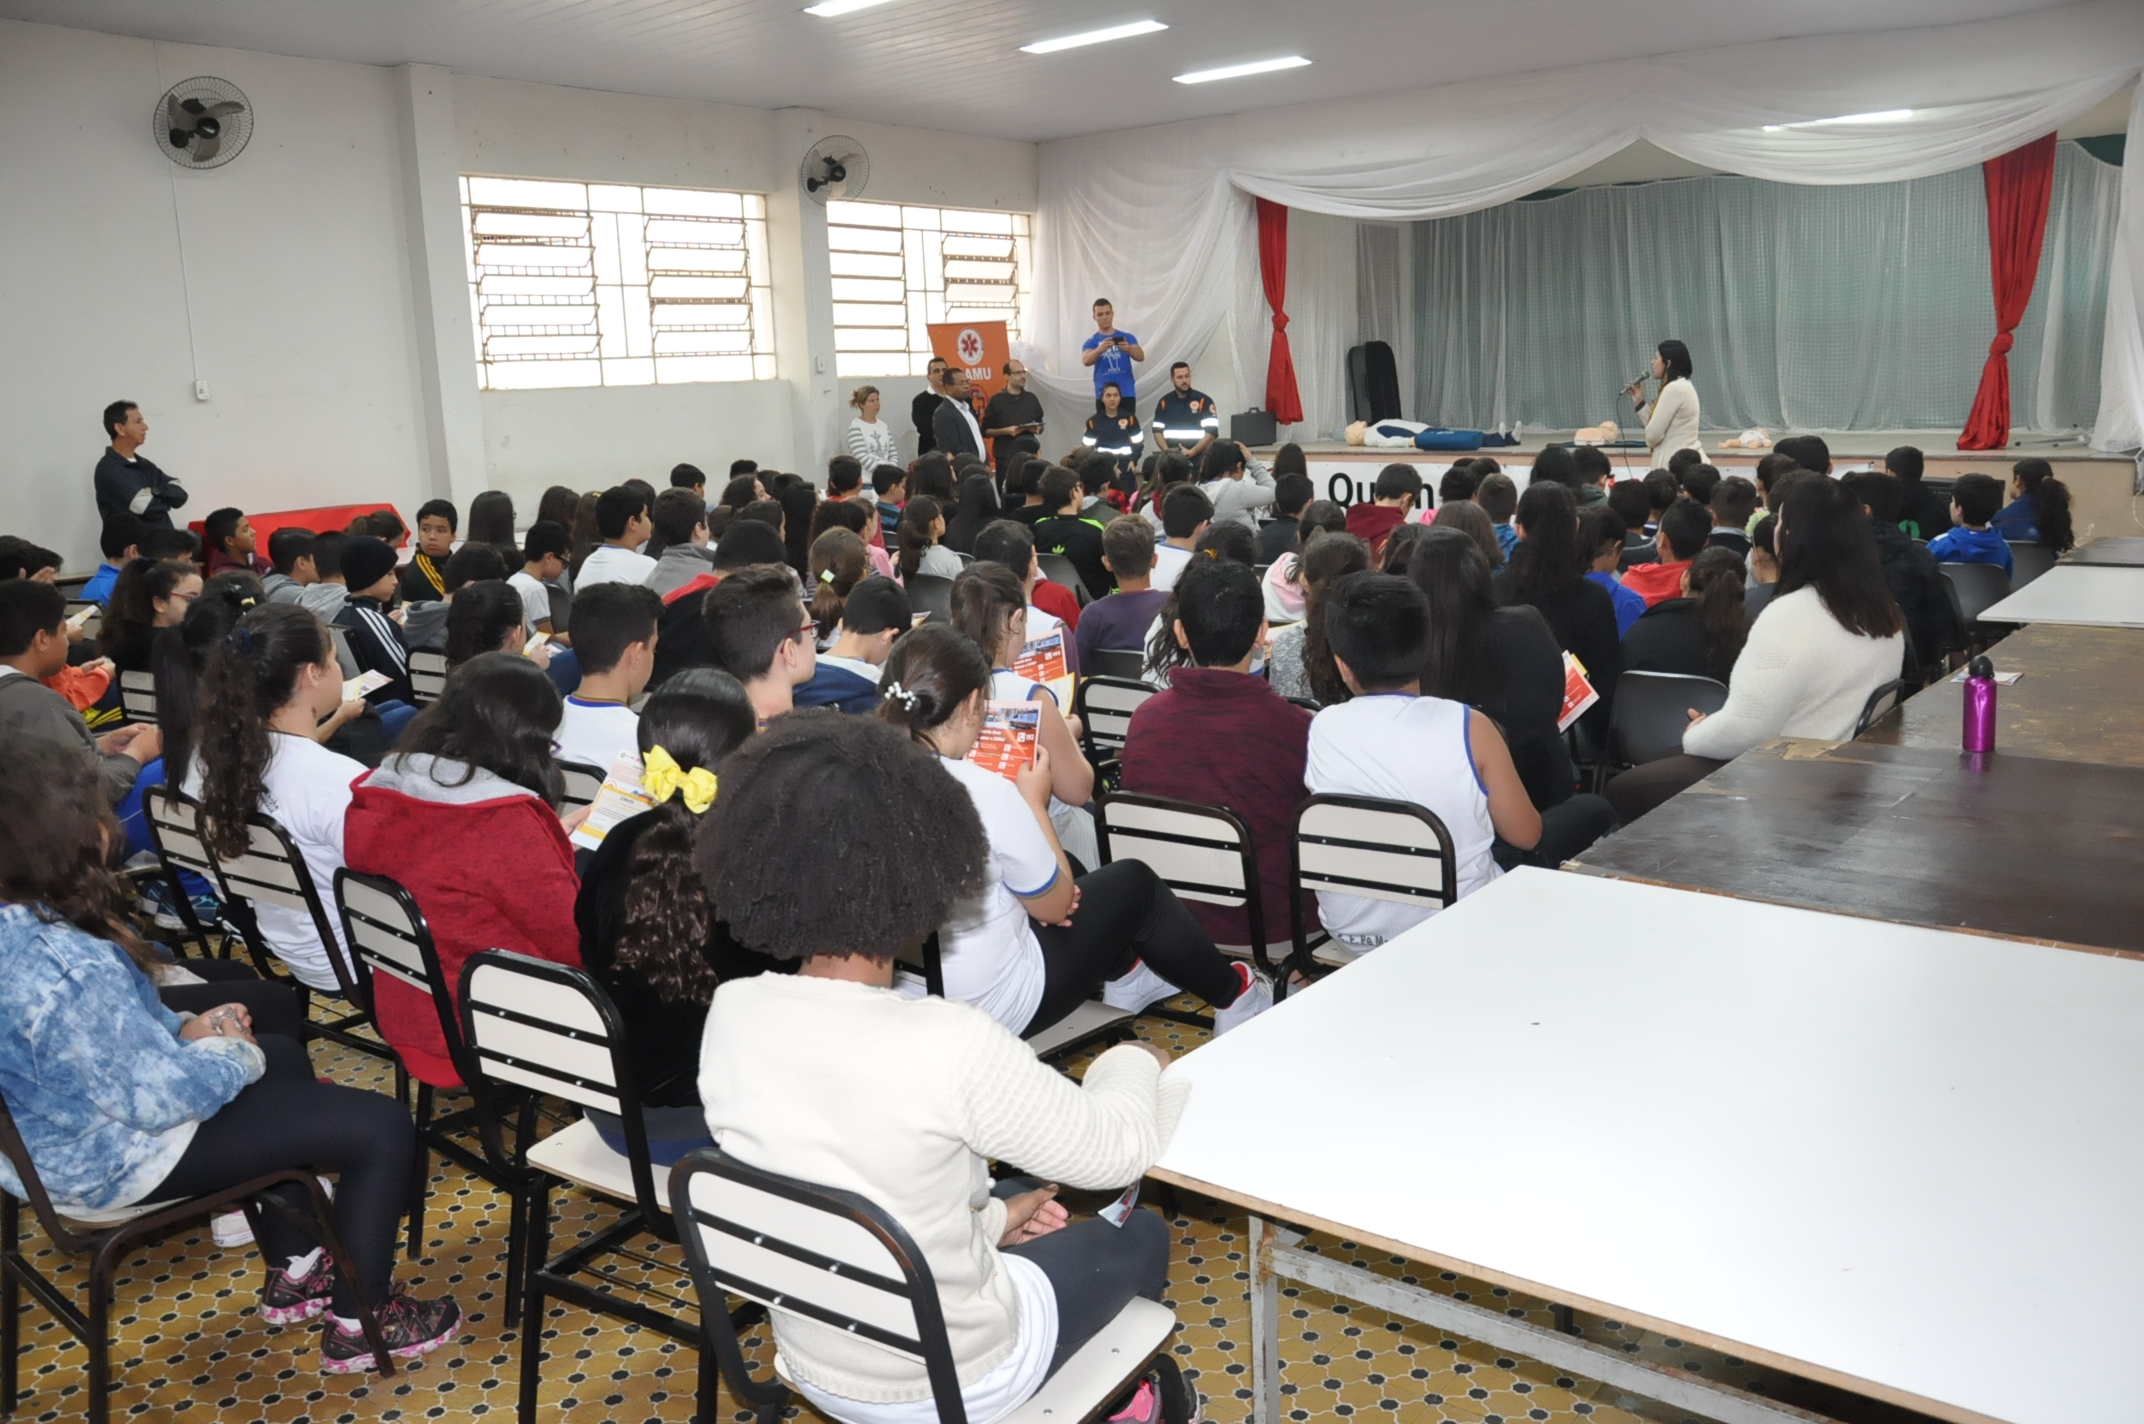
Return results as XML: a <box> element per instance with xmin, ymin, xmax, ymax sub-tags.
<box><xmin>1961</xmin><ymin>654</ymin><xmax>1997</xmax><ymax>754</ymax></box>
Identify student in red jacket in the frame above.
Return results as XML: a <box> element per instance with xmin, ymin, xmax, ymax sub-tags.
<box><xmin>1121</xmin><ymin>558</ymin><xmax>1312</xmax><ymax>956</ymax></box>
<box><xmin>1618</xmin><ymin>498</ymin><xmax>1710</xmax><ymax>608</ymax></box>
<box><xmin>343</xmin><ymin>653</ymin><xmax>581</xmax><ymax>1087</ymax></box>
<box><xmin>1344</xmin><ymin>464</ymin><xmax>1423</xmax><ymax>559</ymax></box>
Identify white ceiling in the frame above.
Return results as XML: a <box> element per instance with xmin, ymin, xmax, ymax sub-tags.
<box><xmin>0</xmin><ymin>0</ymin><xmax>2082</xmax><ymax>144</ymax></box>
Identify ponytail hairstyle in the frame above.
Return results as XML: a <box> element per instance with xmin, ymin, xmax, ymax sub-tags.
<box><xmin>1298</xmin><ymin>533</ymin><xmax>1372</xmax><ymax>707</ymax></box>
<box><xmin>0</xmin><ymin>740</ymin><xmax>160</xmax><ymax>973</ymax></box>
<box><xmin>445</xmin><ymin>579</ymin><xmax>527</xmax><ymax>667</ymax></box>
<box><xmin>948</xmin><ymin>563</ymin><xmax>1027</xmax><ymax>667</ymax></box>
<box><xmin>808</xmin><ymin>528</ymin><xmax>869</xmax><ymax>640</ymax></box>
<box><xmin>2011</xmin><ymin>457</ymin><xmax>2075</xmax><ymax>555</ymax></box>
<box><xmin>1685</xmin><ymin>546</ymin><xmax>1750</xmax><ymax>684</ymax></box>
<box><xmin>612</xmin><ymin>667</ymin><xmax>758</xmax><ymax>1006</ymax></box>
<box><xmin>895</xmin><ymin>495</ymin><xmax>945</xmax><ymax>582</ymax></box>
<box><xmin>1295</xmin><ymin>499</ymin><xmax>1348</xmax><ymax>553</ymax></box>
<box><xmin>154</xmin><ymin>575</ymin><xmax>264</xmax><ymax>782</ymax></box>
<box><xmin>196</xmin><ymin>603</ymin><xmax>336</xmax><ymax>860</ymax></box>
<box><xmin>876</xmin><ymin>623</ymin><xmax>992</xmax><ymax>751</ymax></box>
<box><xmin>102</xmin><ymin>556</ymin><xmax>194</xmax><ymax>662</ymax></box>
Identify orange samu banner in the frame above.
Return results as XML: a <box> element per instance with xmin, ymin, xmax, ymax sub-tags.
<box><xmin>928</xmin><ymin>321</ymin><xmax>1010</xmax><ymax>404</ymax></box>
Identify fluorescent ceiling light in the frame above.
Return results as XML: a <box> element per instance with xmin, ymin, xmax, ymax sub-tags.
<box><xmin>1021</xmin><ymin>20</ymin><xmax>1168</xmax><ymax>54</ymax></box>
<box><xmin>1762</xmin><ymin>108</ymin><xmax>1913</xmax><ymax>132</ymax></box>
<box><xmin>1173</xmin><ymin>55</ymin><xmax>1311</xmax><ymax>84</ymax></box>
<box><xmin>803</xmin><ymin>0</ymin><xmax>900</xmax><ymax>16</ymax></box>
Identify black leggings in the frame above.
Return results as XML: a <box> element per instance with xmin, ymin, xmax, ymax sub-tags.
<box><xmin>144</xmin><ymin>1035</ymin><xmax>414</xmax><ymax>1315</ymax></box>
<box><xmin>1023</xmin><ymin>860</ymin><xmax>1242</xmax><ymax>1039</ymax></box>
<box><xmin>158</xmin><ymin>959</ymin><xmax>308</xmax><ymax>1042</ymax></box>
<box><xmin>997</xmin><ymin>1183</ymin><xmax>1171</xmax><ymax>1375</ymax></box>
<box><xmin>1491</xmin><ymin>792</ymin><xmax>1622</xmax><ymax>871</ymax></box>
<box><xmin>1604</xmin><ymin>754</ymin><xmax>1729</xmax><ymax>824</ymax></box>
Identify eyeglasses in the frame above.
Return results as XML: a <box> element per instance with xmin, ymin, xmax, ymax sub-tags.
<box><xmin>794</xmin><ymin>618</ymin><xmax>817</xmax><ymax>642</ymax></box>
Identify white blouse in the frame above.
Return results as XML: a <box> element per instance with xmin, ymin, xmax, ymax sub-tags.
<box><xmin>1644</xmin><ymin>376</ymin><xmax>1701</xmax><ymax>460</ymax></box>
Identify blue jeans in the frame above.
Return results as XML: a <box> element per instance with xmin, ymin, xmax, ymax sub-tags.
<box><xmin>374</xmin><ymin>699</ymin><xmax>419</xmax><ymax>747</ymax></box>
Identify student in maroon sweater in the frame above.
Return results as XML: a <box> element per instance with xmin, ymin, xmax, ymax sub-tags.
<box><xmin>1121</xmin><ymin>557</ymin><xmax>1312</xmax><ymax>952</ymax></box>
<box><xmin>1343</xmin><ymin>463</ymin><xmax>1423</xmax><ymax>560</ymax></box>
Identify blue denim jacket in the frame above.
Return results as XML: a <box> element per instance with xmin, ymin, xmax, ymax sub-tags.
<box><xmin>0</xmin><ymin>905</ymin><xmax>263</xmax><ymax>1210</ymax></box>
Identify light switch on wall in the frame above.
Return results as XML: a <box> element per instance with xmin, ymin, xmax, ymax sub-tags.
<box><xmin>194</xmin><ymin>379</ymin><xmax>211</xmax><ymax>402</ymax></box>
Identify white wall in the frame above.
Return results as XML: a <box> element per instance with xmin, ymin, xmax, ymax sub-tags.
<box><xmin>478</xmin><ymin>382</ymin><xmax>797</xmax><ymax>499</ymax></box>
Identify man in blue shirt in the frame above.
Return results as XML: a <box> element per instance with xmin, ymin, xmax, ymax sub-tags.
<box><xmin>1150</xmin><ymin>361</ymin><xmax>1219</xmax><ymax>463</ymax></box>
<box><xmin>1926</xmin><ymin>471</ymin><xmax>2014</xmax><ymax>577</ymax></box>
<box><xmin>1079</xmin><ymin>298</ymin><xmax>1144</xmax><ymax>414</ymax></box>
<box><xmin>93</xmin><ymin>401</ymin><xmax>188</xmax><ymax>530</ymax></box>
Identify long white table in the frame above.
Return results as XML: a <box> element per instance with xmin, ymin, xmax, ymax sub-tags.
<box><xmin>1151</xmin><ymin>869</ymin><xmax>2144</xmax><ymax>1424</ymax></box>
<box><xmin>1980</xmin><ymin>563</ymin><xmax>2144</xmax><ymax>628</ymax></box>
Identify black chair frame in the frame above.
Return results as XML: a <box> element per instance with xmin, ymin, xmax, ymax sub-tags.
<box><xmin>1288</xmin><ymin>793</ymin><xmax>1458</xmax><ymax>980</ymax></box>
<box><xmin>1071</xmin><ymin>674</ymin><xmax>1157</xmax><ymax>765</ymax></box>
<box><xmin>1852</xmin><ymin>679</ymin><xmax>1909</xmax><ymax>739</ymax></box>
<box><xmin>138</xmin><ymin>785</ymin><xmax>226</xmax><ymax>961</ymax></box>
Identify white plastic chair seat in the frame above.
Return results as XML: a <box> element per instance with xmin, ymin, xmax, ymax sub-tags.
<box><xmin>53</xmin><ymin>1197</ymin><xmax>183</xmax><ymax>1227</ymax></box>
<box><xmin>1025</xmin><ymin>999</ymin><xmax>1133</xmax><ymax>1058</ymax></box>
<box><xmin>527</xmin><ymin>1116</ymin><xmax>651</xmax><ymax>1207</ymax></box>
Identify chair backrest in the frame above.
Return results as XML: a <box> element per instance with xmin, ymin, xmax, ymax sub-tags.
<box><xmin>1853</xmin><ymin>679</ymin><xmax>1908</xmax><ymax>738</ymax></box>
<box><xmin>459</xmin><ymin>950</ymin><xmax>659</xmax><ymax>1211</ymax></box>
<box><xmin>408</xmin><ymin>648</ymin><xmax>449</xmax><ymax>705</ymax></box>
<box><xmin>143</xmin><ymin>785</ymin><xmax>217</xmax><ymax>883</ymax></box>
<box><xmin>1085</xmin><ymin>646</ymin><xmax>1149</xmax><ymax>683</ymax></box>
<box><xmin>118</xmin><ymin>669</ymin><xmax>157</xmax><ymax>724</ymax></box>
<box><xmin>1036</xmin><ymin>553</ymin><xmax>1087</xmax><ymax>603</ymax></box>
<box><xmin>332</xmin><ymin>868</ymin><xmax>475</xmax><ymax>1069</ymax></box>
<box><xmin>557</xmin><ymin>760</ymin><xmax>605</xmax><ymax>812</ymax></box>
<box><xmin>2006</xmin><ymin>540</ymin><xmax>2055</xmax><ymax>590</ymax></box>
<box><xmin>1072</xmin><ymin>675</ymin><xmax>1157</xmax><ymax>761</ymax></box>
<box><xmin>213</xmin><ymin>813</ymin><xmax>364</xmax><ymax>1002</ymax></box>
<box><xmin>1096</xmin><ymin>792</ymin><xmax>1263</xmax><ymax>952</ymax></box>
<box><xmin>1938</xmin><ymin>562</ymin><xmax>2013</xmax><ymax>625</ymax></box>
<box><xmin>1608</xmin><ymin>671</ymin><xmax>1730</xmax><ymax>769</ymax></box>
<box><xmin>905</xmin><ymin>574</ymin><xmax>955</xmax><ymax>626</ymax></box>
<box><xmin>0</xmin><ymin>1091</ymin><xmax>105</xmax><ymax>1254</ymax></box>
<box><xmin>327</xmin><ymin>625</ymin><xmax>360</xmax><ymax>680</ymax></box>
<box><xmin>1293</xmin><ymin>794</ymin><xmax>1458</xmax><ymax>911</ymax></box>
<box><xmin>670</xmin><ymin>1148</ymin><xmax>969</xmax><ymax>1424</ymax></box>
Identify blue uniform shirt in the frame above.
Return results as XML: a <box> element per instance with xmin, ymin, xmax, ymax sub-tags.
<box><xmin>1082</xmin><ymin>330</ymin><xmax>1141</xmax><ymax>403</ymax></box>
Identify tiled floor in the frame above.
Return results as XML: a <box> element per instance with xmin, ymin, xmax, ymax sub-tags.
<box><xmin>3</xmin><ymin>987</ymin><xmax>1920</xmax><ymax>1424</ymax></box>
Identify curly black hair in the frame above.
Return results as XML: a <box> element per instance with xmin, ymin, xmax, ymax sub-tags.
<box><xmin>697</xmin><ymin>715</ymin><xmax>988</xmax><ymax>963</ymax></box>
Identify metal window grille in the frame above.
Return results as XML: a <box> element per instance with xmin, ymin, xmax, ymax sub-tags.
<box><xmin>827</xmin><ymin>200</ymin><xmax>1029</xmax><ymax>379</ymax></box>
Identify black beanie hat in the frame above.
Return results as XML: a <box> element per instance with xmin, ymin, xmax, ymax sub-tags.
<box><xmin>340</xmin><ymin>535</ymin><xmax>399</xmax><ymax>594</ymax></box>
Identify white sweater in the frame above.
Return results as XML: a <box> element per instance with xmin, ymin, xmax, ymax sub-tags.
<box><xmin>698</xmin><ymin>974</ymin><xmax>1189</xmax><ymax>1403</ymax></box>
<box><xmin>1644</xmin><ymin>376</ymin><xmax>1701</xmax><ymax>460</ymax></box>
<box><xmin>1680</xmin><ymin>586</ymin><xmax>1903</xmax><ymax>761</ymax></box>
<box><xmin>848</xmin><ymin>417</ymin><xmax>901</xmax><ymax>470</ymax></box>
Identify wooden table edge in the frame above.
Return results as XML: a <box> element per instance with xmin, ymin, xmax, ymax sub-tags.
<box><xmin>1144</xmin><ymin>1166</ymin><xmax>2009</xmax><ymax>1424</ymax></box>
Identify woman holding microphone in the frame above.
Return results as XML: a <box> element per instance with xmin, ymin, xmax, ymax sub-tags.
<box><xmin>1625</xmin><ymin>339</ymin><xmax>1700</xmax><ymax>462</ymax></box>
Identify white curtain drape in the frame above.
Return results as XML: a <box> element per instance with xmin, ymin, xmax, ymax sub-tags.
<box><xmin>1020</xmin><ymin>0</ymin><xmax>2144</xmax><ymax>449</ymax></box>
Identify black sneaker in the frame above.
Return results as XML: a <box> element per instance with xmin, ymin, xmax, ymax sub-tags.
<box><xmin>319</xmin><ymin>1291</ymin><xmax>462</xmax><ymax>1374</ymax></box>
<box><xmin>259</xmin><ymin>1251</ymin><xmax>336</xmax><ymax>1325</ymax></box>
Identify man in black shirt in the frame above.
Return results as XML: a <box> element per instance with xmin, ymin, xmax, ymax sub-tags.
<box><xmin>911</xmin><ymin>356</ymin><xmax>949</xmax><ymax>456</ymax></box>
<box><xmin>1149</xmin><ymin>361</ymin><xmax>1220</xmax><ymax>463</ymax></box>
<box><xmin>93</xmin><ymin>401</ymin><xmax>187</xmax><ymax>529</ymax></box>
<box><xmin>1031</xmin><ymin>466</ymin><xmax>1111</xmax><ymax>601</ymax></box>
<box><xmin>981</xmin><ymin>359</ymin><xmax>1046</xmax><ymax>475</ymax></box>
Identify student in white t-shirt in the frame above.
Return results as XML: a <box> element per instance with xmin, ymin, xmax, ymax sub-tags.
<box><xmin>509</xmin><ymin>520</ymin><xmax>572</xmax><ymax>637</ymax></box>
<box><xmin>876</xmin><ymin>623</ymin><xmax>1270</xmax><ymax>1038</ymax></box>
<box><xmin>574</xmin><ymin>487</ymin><xmax>658</xmax><ymax>590</ymax></box>
<box><xmin>553</xmin><ymin>582</ymin><xmax>660</xmax><ymax>771</ymax></box>
<box><xmin>185</xmin><ymin>603</ymin><xmax>369</xmax><ymax>993</ymax></box>
<box><xmin>1149</xmin><ymin>484</ymin><xmax>1213</xmax><ymax>593</ymax></box>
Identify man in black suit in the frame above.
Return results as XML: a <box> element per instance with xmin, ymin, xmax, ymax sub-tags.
<box><xmin>931</xmin><ymin>368</ymin><xmax>987</xmax><ymax>462</ymax></box>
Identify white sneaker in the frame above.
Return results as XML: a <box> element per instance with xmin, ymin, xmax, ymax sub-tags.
<box><xmin>212</xmin><ymin>1209</ymin><xmax>253</xmax><ymax>1247</ymax></box>
<box><xmin>1102</xmin><ymin>960</ymin><xmax>1178</xmax><ymax>1015</ymax></box>
<box><xmin>1212</xmin><ymin>963</ymin><xmax>1273</xmax><ymax>1036</ymax></box>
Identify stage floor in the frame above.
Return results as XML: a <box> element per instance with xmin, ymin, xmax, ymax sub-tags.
<box><xmin>1254</xmin><ymin>428</ymin><xmax>2121</xmax><ymax>463</ymax></box>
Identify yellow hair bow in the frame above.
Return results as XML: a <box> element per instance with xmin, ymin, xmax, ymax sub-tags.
<box><xmin>642</xmin><ymin>745</ymin><xmax>717</xmax><ymax>814</ymax></box>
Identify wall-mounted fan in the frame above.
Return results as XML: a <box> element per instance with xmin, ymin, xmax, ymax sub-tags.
<box><xmin>154</xmin><ymin>77</ymin><xmax>253</xmax><ymax>170</ymax></box>
<box><xmin>800</xmin><ymin>136</ymin><xmax>869</xmax><ymax>204</ymax></box>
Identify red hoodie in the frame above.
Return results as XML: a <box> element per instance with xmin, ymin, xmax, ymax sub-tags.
<box><xmin>1344</xmin><ymin>502</ymin><xmax>1407</xmax><ymax>558</ymax></box>
<box><xmin>1618</xmin><ymin>560</ymin><xmax>1692</xmax><ymax>608</ymax></box>
<box><xmin>343</xmin><ymin>755</ymin><xmax>582</xmax><ymax>1087</ymax></box>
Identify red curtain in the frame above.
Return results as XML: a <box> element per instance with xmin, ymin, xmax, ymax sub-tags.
<box><xmin>1256</xmin><ymin>198</ymin><xmax>1305</xmax><ymax>425</ymax></box>
<box><xmin>1959</xmin><ymin>134</ymin><xmax>2057</xmax><ymax>451</ymax></box>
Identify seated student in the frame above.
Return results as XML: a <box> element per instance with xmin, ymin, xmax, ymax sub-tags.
<box><xmin>704</xmin><ymin>562</ymin><xmax>817</xmax><ymax>725</ymax></box>
<box><xmin>1926</xmin><ymin>472</ymin><xmax>2014</xmax><ymax>576</ymax></box>
<box><xmin>809</xmin><ymin>528</ymin><xmax>870</xmax><ymax>649</ymax></box>
<box><xmin>577</xmin><ymin>486</ymin><xmax>659</xmax><ymax>589</ymax></box>
<box><xmin>1841</xmin><ymin>470</ymin><xmax>1959</xmax><ymax>666</ymax></box>
<box><xmin>1641</xmin><ymin>467</ymin><xmax>1678</xmax><ymax>536</ymax></box>
<box><xmin>509</xmin><ymin>519</ymin><xmax>573</xmax><ymax>636</ymax></box>
<box><xmin>1619</xmin><ymin>498</ymin><xmax>1711</xmax><ymax>608</ymax></box>
<box><xmin>555</xmin><ymin>582</ymin><xmax>660</xmax><ymax>770</ymax></box>
<box><xmin>694</xmin><ymin>713</ymin><xmax>1194</xmax><ymax>1424</ymax></box>
<box><xmin>81</xmin><ymin>513</ymin><xmax>144</xmax><ymax>605</ymax></box>
<box><xmin>1198</xmin><ymin>440</ymin><xmax>1276</xmax><ymax>533</ymax></box>
<box><xmin>404</xmin><ymin>541</ymin><xmax>507</xmax><ymax>652</ymax></box>
<box><xmin>0</xmin><ymin>580</ymin><xmax>161</xmax><ymax>809</ymax></box>
<box><xmin>1569</xmin><ymin>446</ymin><xmax>1614</xmax><ymax>507</ymax></box>
<box><xmin>1498</xmin><ymin>482</ymin><xmax>1620</xmax><ymax>744</ymax></box>
<box><xmin>669</xmin><ymin>462</ymin><xmax>706</xmax><ymax>502</ymax></box>
<box><xmin>1344</xmin><ymin>464</ymin><xmax>1423</xmax><ymax>558</ymax></box>
<box><xmin>1752</xmin><ymin>454</ymin><xmax>1804</xmax><ymax>523</ymax></box>
<box><xmin>796</xmin><ymin>576</ymin><xmax>910</xmax><ymax>715</ymax></box>
<box><xmin>973</xmin><ymin>519</ymin><xmax>1083</xmax><ymax>655</ymax></box>
<box><xmin>184</xmin><ymin>603</ymin><xmax>371</xmax><ymax>994</ymax></box>
<box><xmin>1706</xmin><ymin>477</ymin><xmax>1758</xmax><ymax>556</ymax></box>
<box><xmin>297</xmin><ymin>529</ymin><xmax>352</xmax><ymax>623</ymax></box>
<box><xmin>101</xmin><ymin>556</ymin><xmax>203</xmax><ymax>673</ymax></box>
<box><xmin>1473</xmin><ymin>471</ymin><xmax>1520</xmax><ymax>561</ymax></box>
<box><xmin>872</xmin><ymin>462</ymin><xmax>907</xmax><ymax>544</ymax></box>
<box><xmin>877</xmin><ymin>625</ymin><xmax>1268</xmax><ymax>1034</ymax></box>
<box><xmin>812</xmin><ymin>494</ymin><xmax>899</xmax><ymax>582</ymax></box>
<box><xmin>1150</xmin><ymin>484</ymin><xmax>1212</xmax><ymax>595</ymax></box>
<box><xmin>1877</xmin><ymin>444</ymin><xmax>1949</xmax><ymax>543</ymax></box>
<box><xmin>943</xmin><ymin>470</ymin><xmax>1002</xmax><ymax>557</ymax></box>
<box><xmin>1268</xmin><ymin>532</ymin><xmax>1370</xmax><ymax>704</ymax></box>
<box><xmin>1605</xmin><ymin>479</ymin><xmax>1655</xmax><ymax>570</ymax></box>
<box><xmin>650</xmin><ymin>519</ymin><xmax>787</xmax><ymax>687</ymax></box>
<box><xmin>1262</xmin><ymin>499</ymin><xmax>1348</xmax><ymax>624</ymax></box>
<box><xmin>0</xmin><ymin>741</ymin><xmax>458</xmax><ymax>1374</ymax></box>
<box><xmin>1006</xmin><ymin>458</ymin><xmax>1054</xmax><ymax>527</ymax></box>
<box><xmin>344</xmin><ymin>654</ymin><xmax>582</xmax><ymax>1086</ymax></box>
<box><xmin>443</xmin><ymin>579</ymin><xmax>556</xmax><ymax>681</ymax></box>
<box><xmin>1437</xmin><ymin>461</ymin><xmax>1481</xmax><ymax>511</ymax></box>
<box><xmin>397</xmin><ymin>499</ymin><xmax>457</xmax><ymax>605</ymax></box>
<box><xmin>1133</xmin><ymin>451</ymin><xmax>1195</xmax><ymax>532</ymax></box>
<box><xmin>1605</xmin><ymin>480</ymin><xmax>1905</xmax><ymax>823</ymax></box>
<box><xmin>951</xmin><ymin>565</ymin><xmax>1097</xmax><ymax>867</ymax></box>
<box><xmin>1121</xmin><ymin>558</ymin><xmax>1313</xmax><ymax>947</ymax></box>
<box><xmin>1258</xmin><ymin>471</ymin><xmax>1316</xmax><ymax>565</ymax></box>
<box><xmin>1666</xmin><ymin>446</ymin><xmax>1704</xmax><ymax>482</ymax></box>
<box><xmin>331</xmin><ymin>535</ymin><xmax>419</xmax><ymax>743</ymax></box>
<box><xmin>646</xmin><ymin>489</ymin><xmax>718</xmax><ymax>598</ymax></box>
<box><xmin>1579</xmin><ymin>507</ymin><xmax>1646</xmax><ymax>637</ymax></box>
<box><xmin>573</xmin><ymin>668</ymin><xmax>763</xmax><ymax>1164</ymax></box>
<box><xmin>202</xmin><ymin>507</ymin><xmax>271</xmax><ymax>579</ymax></box>
<box><xmin>1991</xmin><ymin>457</ymin><xmax>2076</xmax><ymax>555</ymax></box>
<box><xmin>1620</xmin><ymin>547</ymin><xmax>1749</xmax><ymax>683</ymax></box>
<box><xmin>262</xmin><ymin>527</ymin><xmax>317</xmax><ymax>605</ymax></box>
<box><xmin>1677</xmin><ymin>462</ymin><xmax>1722</xmax><ymax>509</ymax></box>
<box><xmin>897</xmin><ymin>495</ymin><xmax>964</xmax><ymax>582</ymax></box>
<box><xmin>1076</xmin><ymin>516</ymin><xmax>1171</xmax><ymax>665</ymax></box>
<box><xmin>1746</xmin><ymin>514</ymin><xmax>1781</xmax><ymax>619</ymax></box>
<box><xmin>1303</xmin><ymin>573</ymin><xmax>1543</xmax><ymax>955</ymax></box>
<box><xmin>1032</xmin><ymin>469</ymin><xmax>1111</xmax><ymax>600</ymax></box>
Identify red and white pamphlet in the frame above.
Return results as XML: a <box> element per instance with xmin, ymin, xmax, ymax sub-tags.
<box><xmin>1556</xmin><ymin>651</ymin><xmax>1599</xmax><ymax>733</ymax></box>
<box><xmin>967</xmin><ymin>701</ymin><xmax>1042</xmax><ymax>783</ymax></box>
<box><xmin>1012</xmin><ymin>630</ymin><xmax>1074</xmax><ymax>708</ymax></box>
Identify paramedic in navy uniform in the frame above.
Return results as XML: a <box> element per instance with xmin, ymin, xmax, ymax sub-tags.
<box><xmin>1150</xmin><ymin>361</ymin><xmax>1219</xmax><ymax>462</ymax></box>
<box><xmin>1080</xmin><ymin>298</ymin><xmax>1144</xmax><ymax>416</ymax></box>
